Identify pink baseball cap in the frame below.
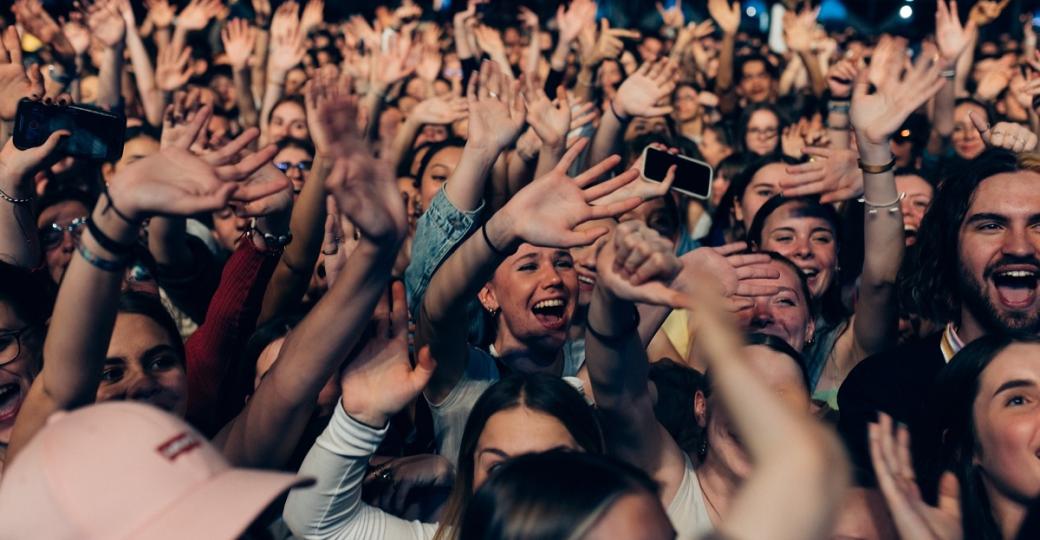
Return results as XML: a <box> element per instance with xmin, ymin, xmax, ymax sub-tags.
<box><xmin>0</xmin><ymin>402</ymin><xmax>312</xmax><ymax>540</ymax></box>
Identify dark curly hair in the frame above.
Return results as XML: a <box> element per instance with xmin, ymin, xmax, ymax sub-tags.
<box><xmin>899</xmin><ymin>149</ymin><xmax>1028</xmax><ymax>324</ymax></box>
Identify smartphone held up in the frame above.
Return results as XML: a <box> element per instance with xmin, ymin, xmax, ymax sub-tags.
<box><xmin>640</xmin><ymin>146</ymin><xmax>714</xmax><ymax>201</ymax></box>
<box><xmin>13</xmin><ymin>98</ymin><xmax>126</xmax><ymax>162</ymax></box>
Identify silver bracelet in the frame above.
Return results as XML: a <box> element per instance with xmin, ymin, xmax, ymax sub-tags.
<box><xmin>0</xmin><ymin>186</ymin><xmax>34</xmax><ymax>205</ymax></box>
<box><xmin>858</xmin><ymin>192</ymin><xmax>905</xmax><ymax>216</ymax></box>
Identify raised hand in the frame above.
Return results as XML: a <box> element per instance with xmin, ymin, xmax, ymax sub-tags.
<box><xmin>525</xmin><ymin>83</ymin><xmax>571</xmax><ymax>148</ymax></box>
<box><xmin>969</xmin><ymin>112</ymin><xmax>1040</xmax><ymax>153</ymax></box>
<box><xmin>473</xmin><ymin>25</ymin><xmax>507</xmax><ymax>61</ymax></box>
<box><xmin>656</xmin><ymin>0</ymin><xmax>684</xmax><ymax>30</ymax></box>
<box><xmin>305</xmin><ymin>72</ymin><xmax>361</xmax><ymax>157</ymax></box>
<box><xmin>250</xmin><ymin>0</ymin><xmax>272</xmax><ymax>27</ymax></box>
<box><xmin>518</xmin><ymin>5</ymin><xmax>539</xmax><ymax>31</ymax></box>
<box><xmin>0</xmin><ymin>130</ymin><xmax>68</xmax><ymax>196</ymax></box>
<box><xmin>268</xmin><ymin>16</ymin><xmax>305</xmax><ymax>78</ymax></box>
<box><xmin>869</xmin><ymin>413</ymin><xmax>963</xmax><ymax>540</ymax></box>
<box><xmin>936</xmin><ymin>0</ymin><xmax>975</xmax><ymax>65</ymax></box>
<box><xmin>852</xmin><ymin>39</ymin><xmax>945</xmax><ymax>148</ymax></box>
<box><xmin>84</xmin><ymin>0</ymin><xmax>126</xmax><ymax>48</ymax></box>
<box><xmin>106</xmin><ymin>147</ymin><xmax>284</xmax><ymax>221</ymax></box>
<box><xmin>582</xmin><ymin>19</ymin><xmax>639</xmax><ymax>67</ymax></box>
<box><xmin>968</xmin><ymin>0</ymin><xmax>1009</xmax><ymax>27</ymax></box>
<box><xmin>783</xmin><ymin>6</ymin><xmax>818</xmax><ymax>53</ymax></box>
<box><xmin>340</xmin><ymin>285</ymin><xmax>435</xmax><ymax>428</ymax></box>
<box><xmin>145</xmin><ymin>0</ymin><xmax>175</xmax><ymax>29</ymax></box>
<box><xmin>826</xmin><ymin>57</ymin><xmax>860</xmax><ymax>99</ymax></box>
<box><xmin>176</xmin><ymin>0</ymin><xmax>222</xmax><ymax>31</ymax></box>
<box><xmin>300</xmin><ymin>0</ymin><xmax>324</xmax><ymax>35</ymax></box>
<box><xmin>155</xmin><ymin>45</ymin><xmax>193</xmax><ymax>92</ymax></box>
<box><xmin>592</xmin><ymin>150</ymin><xmax>674</xmax><ymax>206</ymax></box>
<box><xmin>466</xmin><ymin>60</ymin><xmax>525</xmax><ymax>151</ymax></box>
<box><xmin>556</xmin><ymin>0</ymin><xmax>598</xmax><ymax>44</ymax></box>
<box><xmin>494</xmin><ymin>139</ymin><xmax>643</xmax><ymax>249</ymax></box>
<box><xmin>613</xmin><ymin>58</ymin><xmax>678</xmax><ymax>118</ymax></box>
<box><xmin>61</xmin><ymin>11</ymin><xmax>92</xmax><ymax>56</ymax></box>
<box><xmin>410</xmin><ymin>95</ymin><xmax>468</xmax><ymax>126</ymax></box>
<box><xmin>13</xmin><ymin>0</ymin><xmax>67</xmax><ymax>48</ymax></box>
<box><xmin>222</xmin><ymin>18</ymin><xmax>257</xmax><ymax>70</ymax></box>
<box><xmin>0</xmin><ymin>27</ymin><xmax>45</xmax><ymax>121</ymax></box>
<box><xmin>160</xmin><ymin>90</ymin><xmax>211</xmax><ymax>150</ymax></box>
<box><xmin>707</xmin><ymin>0</ymin><xmax>741</xmax><ymax>35</ymax></box>
<box><xmin>235</xmin><ymin>162</ymin><xmax>294</xmax><ymax>220</ymax></box>
<box><xmin>676</xmin><ymin>244</ymin><xmax>781</xmax><ymax>311</ymax></box>
<box><xmin>782</xmin><ymin>147</ymin><xmax>864</xmax><ymax>203</ymax></box>
<box><xmin>415</xmin><ymin>45</ymin><xmax>442</xmax><ymax>83</ymax></box>
<box><xmin>371</xmin><ymin>32</ymin><xmax>418</xmax><ymax>91</ymax></box>
<box><xmin>595</xmin><ymin>220</ymin><xmax>684</xmax><ymax>307</ymax></box>
<box><xmin>325</xmin><ymin>151</ymin><xmax>407</xmax><ymax>245</ymax></box>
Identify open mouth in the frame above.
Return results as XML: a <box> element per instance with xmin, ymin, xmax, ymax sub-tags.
<box><xmin>991</xmin><ymin>267</ymin><xmax>1039</xmax><ymax>309</ymax></box>
<box><xmin>0</xmin><ymin>382</ymin><xmax>24</xmax><ymax>423</ymax></box>
<box><xmin>577</xmin><ymin>274</ymin><xmax>596</xmax><ymax>292</ymax></box>
<box><xmin>904</xmin><ymin>226</ymin><xmax>917</xmax><ymax>243</ymax></box>
<box><xmin>532</xmin><ymin>298</ymin><xmax>568</xmax><ymax>331</ymax></box>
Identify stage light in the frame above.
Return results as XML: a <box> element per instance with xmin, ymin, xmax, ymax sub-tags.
<box><xmin>899</xmin><ymin>5</ymin><xmax>913</xmax><ymax>19</ymax></box>
<box><xmin>746</xmin><ymin>6</ymin><xmax>757</xmax><ymax>16</ymax></box>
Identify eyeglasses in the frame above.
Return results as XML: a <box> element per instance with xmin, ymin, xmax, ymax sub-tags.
<box><xmin>38</xmin><ymin>217</ymin><xmax>87</xmax><ymax>249</ymax></box>
<box><xmin>747</xmin><ymin>127</ymin><xmax>778</xmax><ymax>138</ymax></box>
<box><xmin>0</xmin><ymin>327</ymin><xmax>33</xmax><ymax>367</ymax></box>
<box><xmin>274</xmin><ymin>161</ymin><xmax>313</xmax><ymax>173</ymax></box>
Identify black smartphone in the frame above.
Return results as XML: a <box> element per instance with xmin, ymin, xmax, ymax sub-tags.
<box><xmin>13</xmin><ymin>99</ymin><xmax>126</xmax><ymax>161</ymax></box>
<box><xmin>641</xmin><ymin>146</ymin><xmax>713</xmax><ymax>201</ymax></box>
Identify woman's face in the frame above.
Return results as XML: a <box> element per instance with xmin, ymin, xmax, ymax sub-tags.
<box><xmin>397</xmin><ymin>177</ymin><xmax>422</xmax><ymax>233</ymax></box>
<box><xmin>895</xmin><ymin>174</ymin><xmax>933</xmax><ymax>246</ymax></box>
<box><xmin>672</xmin><ymin>86</ymin><xmax>699</xmax><ymax>123</ymax></box>
<box><xmin>698</xmin><ymin>344</ymin><xmax>810</xmax><ymax>480</ymax></box>
<box><xmin>274</xmin><ymin>145</ymin><xmax>314</xmax><ymax>198</ymax></box>
<box><xmin>570</xmin><ymin>219</ymin><xmax>617</xmax><ymax>307</ymax></box>
<box><xmin>269</xmin><ymin>101</ymin><xmax>308</xmax><ymax>144</ymax></box>
<box><xmin>952</xmin><ymin>102</ymin><xmax>987</xmax><ymax>160</ymax></box>
<box><xmin>99</xmin><ymin>313</ymin><xmax>188</xmax><ymax>417</ymax></box>
<box><xmin>733</xmin><ymin>261</ymin><xmax>814</xmax><ymax>351</ymax></box>
<box><xmin>419</xmin><ymin>146</ymin><xmax>464</xmax><ymax>210</ymax></box>
<box><xmin>0</xmin><ymin>304</ymin><xmax>42</xmax><ymax>444</ymax></box>
<box><xmin>472</xmin><ymin>406</ymin><xmax>582</xmax><ymax>489</ymax></box>
<box><xmin>405</xmin><ymin>77</ymin><xmax>427</xmax><ymax>100</ymax></box>
<box><xmin>972</xmin><ymin>342</ymin><xmax>1040</xmax><ymax>504</ymax></box>
<box><xmin>600</xmin><ymin>61</ymin><xmax>623</xmax><ymax>89</ymax></box>
<box><xmin>37</xmin><ymin>200</ymin><xmax>90</xmax><ymax>285</ymax></box>
<box><xmin>284</xmin><ymin>68</ymin><xmax>308</xmax><ymax>96</ymax></box>
<box><xmin>759</xmin><ymin>204</ymin><xmax>838</xmax><ymax>298</ymax></box>
<box><xmin>481</xmin><ymin>244</ymin><xmax>578</xmax><ymax>355</ymax></box>
<box><xmin>745</xmin><ymin>109</ymin><xmax>780</xmax><ymax>156</ymax></box>
<box><xmin>734</xmin><ymin>163</ymin><xmax>785</xmax><ymax>230</ymax></box>
<box><xmin>711</xmin><ymin>167</ymin><xmax>730</xmax><ymax>208</ymax></box>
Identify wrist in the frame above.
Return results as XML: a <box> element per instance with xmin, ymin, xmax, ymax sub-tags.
<box><xmin>485</xmin><ymin>211</ymin><xmax>520</xmax><ymax>256</ymax></box>
<box><xmin>102</xmin><ymin>184</ymin><xmax>143</xmax><ymax>224</ymax></box>
<box><xmin>855</xmin><ymin>137</ymin><xmax>893</xmax><ymax>165</ymax></box>
<box><xmin>341</xmin><ymin>401</ymin><xmax>389</xmax><ymax>430</ymax></box>
<box><xmin>610</xmin><ymin>98</ymin><xmax>631</xmax><ymax>123</ymax></box>
<box><xmin>91</xmin><ymin>197</ymin><xmax>139</xmax><ymax>245</ymax></box>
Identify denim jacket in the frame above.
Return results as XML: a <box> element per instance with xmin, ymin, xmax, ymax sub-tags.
<box><xmin>405</xmin><ymin>187</ymin><xmax>485</xmax><ymax>319</ymax></box>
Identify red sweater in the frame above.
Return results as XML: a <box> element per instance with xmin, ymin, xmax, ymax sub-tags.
<box><xmin>184</xmin><ymin>239</ymin><xmax>279</xmax><ymax>434</ymax></box>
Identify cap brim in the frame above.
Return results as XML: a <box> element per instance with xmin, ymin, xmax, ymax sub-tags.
<box><xmin>132</xmin><ymin>468</ymin><xmax>313</xmax><ymax>540</ymax></box>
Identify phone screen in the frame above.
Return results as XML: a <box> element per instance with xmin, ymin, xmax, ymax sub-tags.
<box><xmin>14</xmin><ymin>99</ymin><xmax>125</xmax><ymax>161</ymax></box>
<box><xmin>642</xmin><ymin>146</ymin><xmax>713</xmax><ymax>200</ymax></box>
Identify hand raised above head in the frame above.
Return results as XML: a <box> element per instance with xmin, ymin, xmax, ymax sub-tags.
<box><xmin>493</xmin><ymin>138</ymin><xmax>643</xmax><ymax>251</ymax></box>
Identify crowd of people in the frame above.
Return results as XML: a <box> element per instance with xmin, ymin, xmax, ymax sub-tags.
<box><xmin>0</xmin><ymin>0</ymin><xmax>1038</xmax><ymax>538</ymax></box>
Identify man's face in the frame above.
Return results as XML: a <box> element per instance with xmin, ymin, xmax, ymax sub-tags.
<box><xmin>637</xmin><ymin>37</ymin><xmax>663</xmax><ymax>63</ymax></box>
<box><xmin>957</xmin><ymin>172</ymin><xmax>1040</xmax><ymax>334</ymax></box>
<box><xmin>738</xmin><ymin>60</ymin><xmax>774</xmax><ymax>103</ymax></box>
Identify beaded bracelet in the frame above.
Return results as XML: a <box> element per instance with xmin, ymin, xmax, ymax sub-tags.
<box><xmin>0</xmin><ymin>186</ymin><xmax>34</xmax><ymax>205</ymax></box>
<box><xmin>77</xmin><ymin>243</ymin><xmax>129</xmax><ymax>273</ymax></box>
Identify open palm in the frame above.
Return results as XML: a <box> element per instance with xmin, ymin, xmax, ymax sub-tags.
<box><xmin>851</xmin><ymin>40</ymin><xmax>945</xmax><ymax>145</ymax></box>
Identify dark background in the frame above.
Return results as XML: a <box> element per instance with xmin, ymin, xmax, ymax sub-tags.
<box><xmin>4</xmin><ymin>0</ymin><xmax>1040</xmax><ymax>42</ymax></box>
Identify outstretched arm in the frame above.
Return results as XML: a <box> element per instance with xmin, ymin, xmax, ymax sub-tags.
<box><xmin>217</xmin><ymin>142</ymin><xmax>407</xmax><ymax>469</ymax></box>
<box><xmin>8</xmin><ymin>144</ymin><xmax>284</xmax><ymax>463</ymax></box>
<box><xmin>418</xmin><ymin>141</ymin><xmax>643</xmax><ymax>403</ymax></box>
<box><xmin>590</xmin><ymin>59</ymin><xmax>677</xmax><ymax>167</ymax></box>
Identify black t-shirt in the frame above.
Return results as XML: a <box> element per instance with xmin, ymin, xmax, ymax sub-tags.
<box><xmin>837</xmin><ymin>333</ymin><xmax>946</xmax><ymax>484</ymax></box>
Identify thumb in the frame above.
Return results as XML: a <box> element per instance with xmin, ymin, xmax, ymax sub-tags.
<box><xmin>601</xmin><ymin>17</ymin><xmax>609</xmax><ymax>34</ymax></box>
<box><xmin>969</xmin><ymin>111</ymin><xmax>992</xmax><ymax>144</ymax></box>
<box><xmin>937</xmin><ymin>471</ymin><xmax>962</xmax><ymax>520</ymax></box>
<box><xmin>412</xmin><ymin>346</ymin><xmax>438</xmax><ymax>390</ymax></box>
